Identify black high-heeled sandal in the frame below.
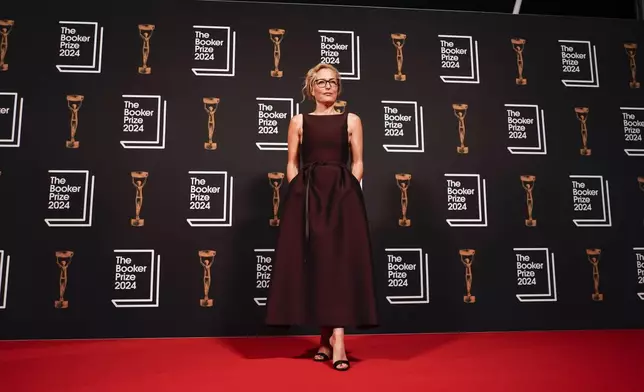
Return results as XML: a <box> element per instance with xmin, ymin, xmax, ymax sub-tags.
<box><xmin>333</xmin><ymin>359</ymin><xmax>350</xmax><ymax>371</ymax></box>
<box><xmin>313</xmin><ymin>352</ymin><xmax>330</xmax><ymax>362</ymax></box>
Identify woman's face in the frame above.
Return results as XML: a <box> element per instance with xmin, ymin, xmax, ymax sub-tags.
<box><xmin>312</xmin><ymin>68</ymin><xmax>339</xmax><ymax>104</ymax></box>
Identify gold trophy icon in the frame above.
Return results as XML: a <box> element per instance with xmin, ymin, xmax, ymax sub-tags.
<box><xmin>453</xmin><ymin>104</ymin><xmax>469</xmax><ymax>154</ymax></box>
<box><xmin>586</xmin><ymin>248</ymin><xmax>603</xmax><ymax>301</ymax></box>
<box><xmin>395</xmin><ymin>173</ymin><xmax>411</xmax><ymax>227</ymax></box>
<box><xmin>459</xmin><ymin>249</ymin><xmax>476</xmax><ymax>303</ymax></box>
<box><xmin>268</xmin><ymin>172</ymin><xmax>284</xmax><ymax>226</ymax></box>
<box><xmin>55</xmin><ymin>251</ymin><xmax>74</xmax><ymax>309</ymax></box>
<box><xmin>138</xmin><ymin>24</ymin><xmax>155</xmax><ymax>74</ymax></box>
<box><xmin>391</xmin><ymin>33</ymin><xmax>407</xmax><ymax>81</ymax></box>
<box><xmin>334</xmin><ymin>100</ymin><xmax>347</xmax><ymax>114</ymax></box>
<box><xmin>131</xmin><ymin>171</ymin><xmax>148</xmax><ymax>227</ymax></box>
<box><xmin>199</xmin><ymin>250</ymin><xmax>216</xmax><ymax>307</ymax></box>
<box><xmin>203</xmin><ymin>97</ymin><xmax>219</xmax><ymax>150</ymax></box>
<box><xmin>575</xmin><ymin>107</ymin><xmax>591</xmax><ymax>156</ymax></box>
<box><xmin>520</xmin><ymin>175</ymin><xmax>536</xmax><ymax>227</ymax></box>
<box><xmin>66</xmin><ymin>95</ymin><xmax>83</xmax><ymax>148</ymax></box>
<box><xmin>269</xmin><ymin>28</ymin><xmax>285</xmax><ymax>78</ymax></box>
<box><xmin>0</xmin><ymin>19</ymin><xmax>14</xmax><ymax>71</ymax></box>
<box><xmin>624</xmin><ymin>43</ymin><xmax>640</xmax><ymax>88</ymax></box>
<box><xmin>511</xmin><ymin>38</ymin><xmax>527</xmax><ymax>85</ymax></box>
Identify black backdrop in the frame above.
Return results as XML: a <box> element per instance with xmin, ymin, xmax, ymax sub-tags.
<box><xmin>0</xmin><ymin>0</ymin><xmax>643</xmax><ymax>340</ymax></box>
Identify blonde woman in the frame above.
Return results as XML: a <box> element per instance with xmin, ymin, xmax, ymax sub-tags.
<box><xmin>266</xmin><ymin>63</ymin><xmax>378</xmax><ymax>371</ymax></box>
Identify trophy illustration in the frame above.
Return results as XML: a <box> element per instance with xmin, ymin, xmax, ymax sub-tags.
<box><xmin>334</xmin><ymin>100</ymin><xmax>347</xmax><ymax>114</ymax></box>
<box><xmin>199</xmin><ymin>250</ymin><xmax>216</xmax><ymax>307</ymax></box>
<box><xmin>459</xmin><ymin>249</ymin><xmax>476</xmax><ymax>303</ymax></box>
<box><xmin>269</xmin><ymin>28</ymin><xmax>285</xmax><ymax>78</ymax></box>
<box><xmin>66</xmin><ymin>95</ymin><xmax>84</xmax><ymax>148</ymax></box>
<box><xmin>0</xmin><ymin>19</ymin><xmax>14</xmax><ymax>71</ymax></box>
<box><xmin>131</xmin><ymin>171</ymin><xmax>148</xmax><ymax>227</ymax></box>
<box><xmin>55</xmin><ymin>251</ymin><xmax>74</xmax><ymax>309</ymax></box>
<box><xmin>395</xmin><ymin>173</ymin><xmax>411</xmax><ymax>227</ymax></box>
<box><xmin>453</xmin><ymin>104</ymin><xmax>469</xmax><ymax>154</ymax></box>
<box><xmin>268</xmin><ymin>172</ymin><xmax>285</xmax><ymax>226</ymax></box>
<box><xmin>391</xmin><ymin>33</ymin><xmax>407</xmax><ymax>81</ymax></box>
<box><xmin>624</xmin><ymin>43</ymin><xmax>640</xmax><ymax>88</ymax></box>
<box><xmin>520</xmin><ymin>175</ymin><xmax>536</xmax><ymax>227</ymax></box>
<box><xmin>203</xmin><ymin>97</ymin><xmax>220</xmax><ymax>150</ymax></box>
<box><xmin>511</xmin><ymin>38</ymin><xmax>527</xmax><ymax>85</ymax></box>
<box><xmin>586</xmin><ymin>248</ymin><xmax>603</xmax><ymax>301</ymax></box>
<box><xmin>575</xmin><ymin>107</ymin><xmax>591</xmax><ymax>156</ymax></box>
<box><xmin>137</xmin><ymin>24</ymin><xmax>155</xmax><ymax>74</ymax></box>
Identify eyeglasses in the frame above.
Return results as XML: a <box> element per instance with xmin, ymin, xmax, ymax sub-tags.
<box><xmin>314</xmin><ymin>78</ymin><xmax>338</xmax><ymax>88</ymax></box>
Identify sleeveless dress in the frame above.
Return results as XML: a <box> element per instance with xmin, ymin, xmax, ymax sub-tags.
<box><xmin>265</xmin><ymin>112</ymin><xmax>378</xmax><ymax>328</ymax></box>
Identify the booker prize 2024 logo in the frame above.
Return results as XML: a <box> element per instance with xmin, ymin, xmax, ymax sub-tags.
<box><xmin>514</xmin><ymin>248</ymin><xmax>558</xmax><ymax>302</ymax></box>
<box><xmin>620</xmin><ymin>106</ymin><xmax>644</xmax><ymax>156</ymax></box>
<box><xmin>381</xmin><ymin>100</ymin><xmax>425</xmax><ymax>153</ymax></box>
<box><xmin>634</xmin><ymin>247</ymin><xmax>644</xmax><ymax>300</ymax></box>
<box><xmin>256</xmin><ymin>97</ymin><xmax>296</xmax><ymax>151</ymax></box>
<box><xmin>112</xmin><ymin>249</ymin><xmax>161</xmax><ymax>308</ymax></box>
<box><xmin>319</xmin><ymin>29</ymin><xmax>360</xmax><ymax>80</ymax></box>
<box><xmin>0</xmin><ymin>250</ymin><xmax>10</xmax><ymax>310</ymax></box>
<box><xmin>45</xmin><ymin>170</ymin><xmax>96</xmax><ymax>227</ymax></box>
<box><xmin>121</xmin><ymin>94</ymin><xmax>168</xmax><ymax>149</ymax></box>
<box><xmin>569</xmin><ymin>175</ymin><xmax>612</xmax><ymax>227</ymax></box>
<box><xmin>558</xmin><ymin>40</ymin><xmax>599</xmax><ymax>88</ymax></box>
<box><xmin>438</xmin><ymin>34</ymin><xmax>480</xmax><ymax>84</ymax></box>
<box><xmin>444</xmin><ymin>174</ymin><xmax>489</xmax><ymax>227</ymax></box>
<box><xmin>0</xmin><ymin>92</ymin><xmax>24</xmax><ymax>148</ymax></box>
<box><xmin>186</xmin><ymin>171</ymin><xmax>234</xmax><ymax>227</ymax></box>
<box><xmin>253</xmin><ymin>249</ymin><xmax>273</xmax><ymax>306</ymax></box>
<box><xmin>384</xmin><ymin>248</ymin><xmax>430</xmax><ymax>304</ymax></box>
<box><xmin>504</xmin><ymin>104</ymin><xmax>548</xmax><ymax>155</ymax></box>
<box><xmin>57</xmin><ymin>21</ymin><xmax>104</xmax><ymax>73</ymax></box>
<box><xmin>192</xmin><ymin>25</ymin><xmax>237</xmax><ymax>77</ymax></box>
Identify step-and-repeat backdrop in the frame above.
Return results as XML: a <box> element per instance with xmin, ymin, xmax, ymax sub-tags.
<box><xmin>1</xmin><ymin>0</ymin><xmax>643</xmax><ymax>340</ymax></box>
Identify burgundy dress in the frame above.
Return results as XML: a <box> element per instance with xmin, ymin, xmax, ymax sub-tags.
<box><xmin>265</xmin><ymin>112</ymin><xmax>378</xmax><ymax>328</ymax></box>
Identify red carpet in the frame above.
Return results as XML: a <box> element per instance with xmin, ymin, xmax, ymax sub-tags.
<box><xmin>0</xmin><ymin>330</ymin><xmax>641</xmax><ymax>391</ymax></box>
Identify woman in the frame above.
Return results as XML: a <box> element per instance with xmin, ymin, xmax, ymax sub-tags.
<box><xmin>266</xmin><ymin>63</ymin><xmax>378</xmax><ymax>371</ymax></box>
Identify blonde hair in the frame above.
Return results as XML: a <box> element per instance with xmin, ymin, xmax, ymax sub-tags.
<box><xmin>301</xmin><ymin>63</ymin><xmax>342</xmax><ymax>102</ymax></box>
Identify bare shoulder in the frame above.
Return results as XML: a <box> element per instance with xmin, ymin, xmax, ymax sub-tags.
<box><xmin>347</xmin><ymin>112</ymin><xmax>362</xmax><ymax>126</ymax></box>
<box><xmin>290</xmin><ymin>113</ymin><xmax>303</xmax><ymax>126</ymax></box>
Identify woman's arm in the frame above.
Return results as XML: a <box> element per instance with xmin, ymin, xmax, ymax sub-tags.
<box><xmin>286</xmin><ymin>114</ymin><xmax>302</xmax><ymax>183</ymax></box>
<box><xmin>348</xmin><ymin>113</ymin><xmax>364</xmax><ymax>182</ymax></box>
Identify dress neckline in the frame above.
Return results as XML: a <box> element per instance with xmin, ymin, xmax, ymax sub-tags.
<box><xmin>305</xmin><ymin>112</ymin><xmax>345</xmax><ymax>117</ymax></box>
